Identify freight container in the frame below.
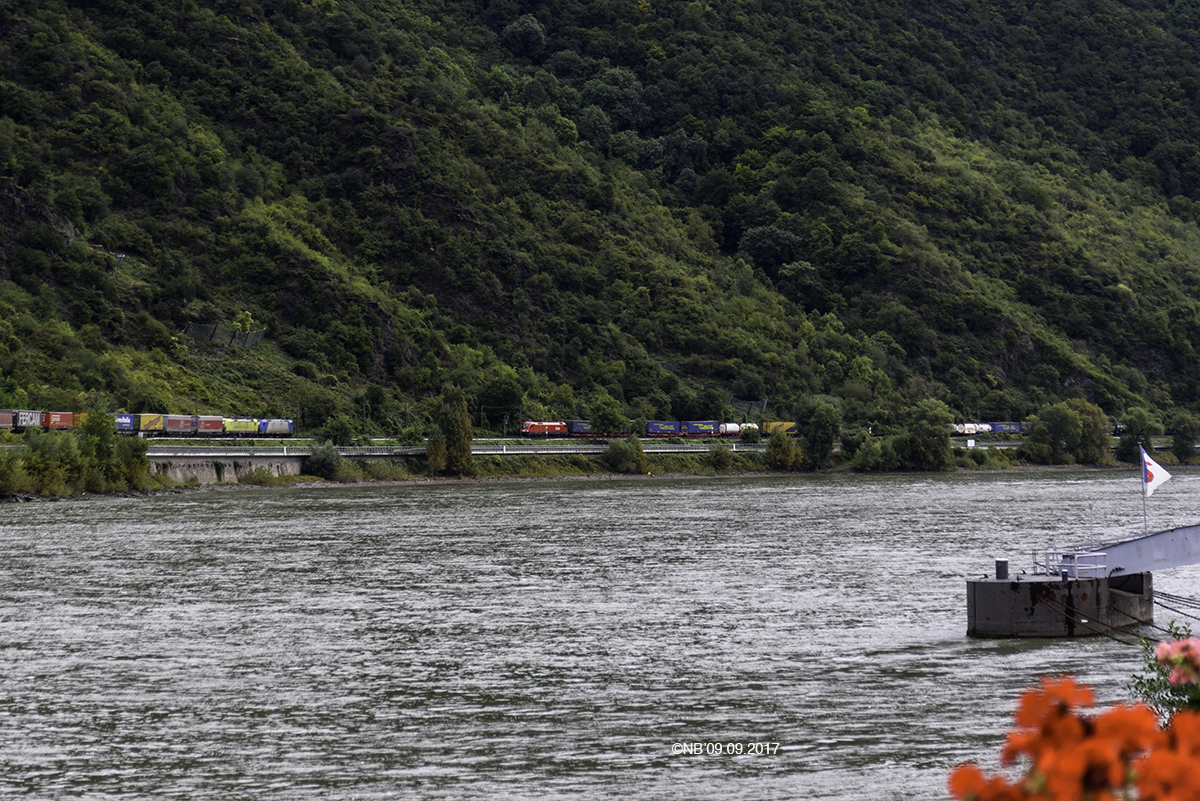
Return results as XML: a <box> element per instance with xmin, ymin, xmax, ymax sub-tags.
<box><xmin>41</xmin><ymin>411</ymin><xmax>74</xmax><ymax>430</ymax></box>
<box><xmin>116</xmin><ymin>413</ymin><xmax>138</xmax><ymax>435</ymax></box>
<box><xmin>223</xmin><ymin>418</ymin><xmax>258</xmax><ymax>436</ymax></box>
<box><xmin>566</xmin><ymin>420</ymin><xmax>594</xmax><ymax>436</ymax></box>
<box><xmin>989</xmin><ymin>422</ymin><xmax>1022</xmax><ymax>434</ymax></box>
<box><xmin>139</xmin><ymin>414</ymin><xmax>165</xmax><ymax>434</ymax></box>
<box><xmin>164</xmin><ymin>415</ymin><xmax>196</xmax><ymax>435</ymax></box>
<box><xmin>258</xmin><ymin>418</ymin><xmax>293</xmax><ymax>436</ymax></box>
<box><xmin>196</xmin><ymin>416</ymin><xmax>224</xmax><ymax>435</ymax></box>
<box><xmin>645</xmin><ymin>420</ymin><xmax>680</xmax><ymax>437</ymax></box>
<box><xmin>0</xmin><ymin>410</ymin><xmax>13</xmax><ymax>431</ymax></box>
<box><xmin>681</xmin><ymin>420</ymin><xmax>719</xmax><ymax>436</ymax></box>
<box><xmin>718</xmin><ymin>422</ymin><xmax>741</xmax><ymax>436</ymax></box>
<box><xmin>761</xmin><ymin>421</ymin><xmax>797</xmax><ymax>435</ymax></box>
<box><xmin>15</xmin><ymin>410</ymin><xmax>41</xmax><ymax>431</ymax></box>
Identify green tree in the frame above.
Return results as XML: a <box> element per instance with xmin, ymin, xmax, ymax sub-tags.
<box><xmin>321</xmin><ymin>413</ymin><xmax>356</xmax><ymax>446</ymax></box>
<box><xmin>905</xmin><ymin>399</ymin><xmax>954</xmax><ymax>471</ymax></box>
<box><xmin>1171</xmin><ymin>411</ymin><xmax>1200</xmax><ymax>463</ymax></box>
<box><xmin>435</xmin><ymin>387</ymin><xmax>473</xmax><ymax>475</ymax></box>
<box><xmin>804</xmin><ymin>401</ymin><xmax>841</xmax><ymax>468</ymax></box>
<box><xmin>588</xmin><ymin>388</ymin><xmax>627</xmax><ymax>436</ymax></box>
<box><xmin>500</xmin><ymin>14</ymin><xmax>546</xmax><ymax>58</ymax></box>
<box><xmin>78</xmin><ymin>407</ymin><xmax>117</xmax><ymax>490</ymax></box>
<box><xmin>23</xmin><ymin>429</ymin><xmax>83</xmax><ymax>496</ymax></box>
<box><xmin>765</xmin><ymin>430</ymin><xmax>797</xmax><ymax>470</ymax></box>
<box><xmin>426</xmin><ymin>425</ymin><xmax>448</xmax><ymax>476</ymax></box>
<box><xmin>1023</xmin><ymin>403</ymin><xmax>1082</xmax><ymax>464</ymax></box>
<box><xmin>114</xmin><ymin>437</ymin><xmax>149</xmax><ymax>490</ymax></box>
<box><xmin>1068</xmin><ymin>398</ymin><xmax>1113</xmax><ymax>465</ymax></box>
<box><xmin>1023</xmin><ymin>399</ymin><xmax>1111</xmax><ymax>465</ymax></box>
<box><xmin>1117</xmin><ymin>406</ymin><xmax>1161</xmax><ymax>462</ymax></box>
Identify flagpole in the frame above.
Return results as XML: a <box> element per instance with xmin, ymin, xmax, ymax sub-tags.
<box><xmin>1140</xmin><ymin>446</ymin><xmax>1172</xmax><ymax>536</ymax></box>
<box><xmin>1143</xmin><ymin>468</ymin><xmax>1149</xmax><ymax>535</ymax></box>
<box><xmin>1141</xmin><ymin>445</ymin><xmax>1149</xmax><ymax>535</ymax></box>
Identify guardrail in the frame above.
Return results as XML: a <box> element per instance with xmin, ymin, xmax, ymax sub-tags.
<box><xmin>1033</xmin><ymin>549</ymin><xmax>1108</xmax><ymax>579</ymax></box>
<box><xmin>146</xmin><ymin>442</ymin><xmax>768</xmax><ymax>458</ymax></box>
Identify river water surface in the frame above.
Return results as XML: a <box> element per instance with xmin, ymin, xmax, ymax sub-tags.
<box><xmin>2</xmin><ymin>470</ymin><xmax>1199</xmax><ymax>799</ymax></box>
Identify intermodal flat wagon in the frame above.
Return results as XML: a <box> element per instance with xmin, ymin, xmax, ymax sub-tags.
<box><xmin>645</xmin><ymin>420</ymin><xmax>680</xmax><ymax>437</ymax></box>
<box><xmin>41</xmin><ymin>412</ymin><xmax>74</xmax><ymax>430</ymax></box>
<box><xmin>15</xmin><ymin>410</ymin><xmax>41</xmax><ymax>431</ymax></box>
<box><xmin>195</xmin><ymin>416</ymin><xmax>223</xmax><ymax>435</ymax></box>
<box><xmin>566</xmin><ymin>420</ymin><xmax>595</xmax><ymax>436</ymax></box>
<box><xmin>164</xmin><ymin>414</ymin><xmax>195</xmax><ymax>435</ymax></box>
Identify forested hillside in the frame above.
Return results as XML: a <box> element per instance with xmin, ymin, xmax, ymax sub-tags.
<box><xmin>3</xmin><ymin>0</ymin><xmax>1200</xmax><ymax>445</ymax></box>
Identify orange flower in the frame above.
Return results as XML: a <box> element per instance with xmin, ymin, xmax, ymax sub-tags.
<box><xmin>950</xmin><ymin>677</ymin><xmax>1171</xmax><ymax>801</ymax></box>
<box><xmin>1093</xmin><ymin>703</ymin><xmax>1165</xmax><ymax>756</ymax></box>
<box><xmin>947</xmin><ymin>762</ymin><xmax>1027</xmax><ymax>800</ymax></box>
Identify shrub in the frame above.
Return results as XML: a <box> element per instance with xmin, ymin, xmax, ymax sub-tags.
<box><xmin>363</xmin><ymin>460</ymin><xmax>406</xmax><ymax>481</ymax></box>
<box><xmin>1131</xmin><ymin>622</ymin><xmax>1197</xmax><ymax>716</ymax></box>
<box><xmin>709</xmin><ymin>442</ymin><xmax>733</xmax><ymax>471</ymax></box>
<box><xmin>0</xmin><ymin>446</ymin><xmax>28</xmax><ymax>494</ymax></box>
<box><xmin>602</xmin><ymin>436</ymin><xmax>646</xmax><ymax>474</ymax></box>
<box><xmin>305</xmin><ymin>441</ymin><xmax>343</xmax><ymax>479</ymax></box>
<box><xmin>852</xmin><ymin>437</ymin><xmax>883</xmax><ymax>471</ymax></box>
<box><xmin>240</xmin><ymin>467</ymin><xmax>284</xmax><ymax>486</ymax></box>
<box><xmin>331</xmin><ymin>460</ymin><xmax>364</xmax><ymax>483</ymax></box>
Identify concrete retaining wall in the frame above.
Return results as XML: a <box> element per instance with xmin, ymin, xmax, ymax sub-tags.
<box><xmin>148</xmin><ymin>455</ymin><xmax>306</xmax><ymax>485</ymax></box>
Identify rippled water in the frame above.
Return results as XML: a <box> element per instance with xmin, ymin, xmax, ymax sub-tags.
<box><xmin>2</xmin><ymin>470</ymin><xmax>1198</xmax><ymax>799</ymax></box>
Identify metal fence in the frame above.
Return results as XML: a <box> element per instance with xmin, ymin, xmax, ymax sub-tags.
<box><xmin>183</xmin><ymin>323</ymin><xmax>266</xmax><ymax>348</ymax></box>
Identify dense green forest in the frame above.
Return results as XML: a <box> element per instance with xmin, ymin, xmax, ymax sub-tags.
<box><xmin>4</xmin><ymin>0</ymin><xmax>1200</xmax><ymax>454</ymax></box>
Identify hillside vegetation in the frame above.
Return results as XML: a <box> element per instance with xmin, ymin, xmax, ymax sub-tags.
<box><xmin>3</xmin><ymin>0</ymin><xmax>1200</xmax><ymax>451</ymax></box>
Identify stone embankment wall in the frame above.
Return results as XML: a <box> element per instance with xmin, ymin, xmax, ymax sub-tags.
<box><xmin>148</xmin><ymin>455</ymin><xmax>306</xmax><ymax>485</ymax></box>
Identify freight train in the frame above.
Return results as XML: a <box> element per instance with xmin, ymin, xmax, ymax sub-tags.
<box><xmin>952</xmin><ymin>422</ymin><xmax>1031</xmax><ymax>435</ymax></box>
<box><xmin>520</xmin><ymin>420</ymin><xmax>794</xmax><ymax>438</ymax></box>
<box><xmin>0</xmin><ymin>410</ymin><xmax>294</xmax><ymax>437</ymax></box>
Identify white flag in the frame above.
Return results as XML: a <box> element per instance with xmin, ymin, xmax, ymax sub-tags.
<box><xmin>1142</xmin><ymin>446</ymin><xmax>1172</xmax><ymax>497</ymax></box>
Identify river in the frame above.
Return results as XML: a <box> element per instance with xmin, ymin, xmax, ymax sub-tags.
<box><xmin>1</xmin><ymin>470</ymin><xmax>1197</xmax><ymax>799</ymax></box>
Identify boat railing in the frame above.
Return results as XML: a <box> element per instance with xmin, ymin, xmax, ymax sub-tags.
<box><xmin>1033</xmin><ymin>549</ymin><xmax>1108</xmax><ymax>579</ymax></box>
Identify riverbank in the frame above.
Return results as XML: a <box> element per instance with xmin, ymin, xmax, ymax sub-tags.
<box><xmin>0</xmin><ymin>456</ymin><xmax>1148</xmax><ymax>503</ymax></box>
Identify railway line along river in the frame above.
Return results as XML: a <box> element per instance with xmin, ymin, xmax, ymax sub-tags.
<box><xmin>2</xmin><ymin>470</ymin><xmax>1198</xmax><ymax>799</ymax></box>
